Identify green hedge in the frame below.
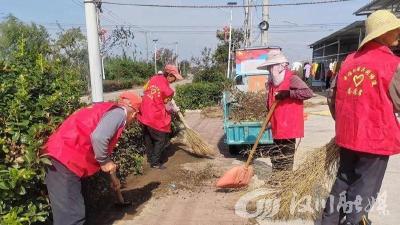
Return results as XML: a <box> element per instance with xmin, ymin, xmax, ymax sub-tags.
<box><xmin>104</xmin><ymin>57</ymin><xmax>153</xmax><ymax>81</ymax></box>
<box><xmin>175</xmin><ymin>82</ymin><xmax>222</xmax><ymax>110</ymax></box>
<box><xmin>193</xmin><ymin>66</ymin><xmax>228</xmax><ymax>83</ymax></box>
<box><xmin>103</xmin><ymin>80</ymin><xmax>133</xmax><ymax>92</ymax></box>
<box><xmin>0</xmin><ymin>51</ymin><xmax>83</xmax><ymax>224</ymax></box>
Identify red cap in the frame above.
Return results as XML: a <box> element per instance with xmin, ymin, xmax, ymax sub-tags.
<box><xmin>164</xmin><ymin>64</ymin><xmax>183</xmax><ymax>80</ymax></box>
<box><xmin>119</xmin><ymin>91</ymin><xmax>142</xmax><ymax>110</ymax></box>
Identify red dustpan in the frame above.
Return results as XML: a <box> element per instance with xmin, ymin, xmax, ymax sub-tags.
<box><xmin>216</xmin><ymin>101</ymin><xmax>279</xmax><ymax>188</ymax></box>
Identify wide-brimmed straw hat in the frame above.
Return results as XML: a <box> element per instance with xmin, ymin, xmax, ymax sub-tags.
<box><xmin>359</xmin><ymin>10</ymin><xmax>400</xmax><ymax>49</ymax></box>
<box><xmin>257</xmin><ymin>52</ymin><xmax>288</xmax><ymax>70</ymax></box>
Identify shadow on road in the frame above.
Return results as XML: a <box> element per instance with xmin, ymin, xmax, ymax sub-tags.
<box><xmin>87</xmin><ymin>181</ymin><xmax>160</xmax><ymax>225</ymax></box>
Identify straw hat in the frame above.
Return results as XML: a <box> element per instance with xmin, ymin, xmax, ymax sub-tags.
<box><xmin>257</xmin><ymin>52</ymin><xmax>288</xmax><ymax>70</ymax></box>
<box><xmin>359</xmin><ymin>10</ymin><xmax>400</xmax><ymax>49</ymax></box>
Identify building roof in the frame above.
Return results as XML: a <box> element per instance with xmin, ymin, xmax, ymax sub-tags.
<box><xmin>354</xmin><ymin>0</ymin><xmax>400</xmax><ymax>16</ymax></box>
<box><xmin>309</xmin><ymin>21</ymin><xmax>365</xmax><ymax>47</ymax></box>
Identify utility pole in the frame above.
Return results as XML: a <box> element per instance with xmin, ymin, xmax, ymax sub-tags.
<box><xmin>153</xmin><ymin>39</ymin><xmax>158</xmax><ymax>73</ymax></box>
<box><xmin>261</xmin><ymin>0</ymin><xmax>269</xmax><ymax>46</ymax></box>
<box><xmin>84</xmin><ymin>0</ymin><xmax>103</xmax><ymax>102</ymax></box>
<box><xmin>174</xmin><ymin>42</ymin><xmax>178</xmax><ymax>67</ymax></box>
<box><xmin>227</xmin><ymin>2</ymin><xmax>237</xmax><ymax>79</ymax></box>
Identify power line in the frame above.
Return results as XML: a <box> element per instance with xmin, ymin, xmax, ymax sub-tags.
<box><xmin>85</xmin><ymin>0</ymin><xmax>355</xmax><ymax>8</ymax></box>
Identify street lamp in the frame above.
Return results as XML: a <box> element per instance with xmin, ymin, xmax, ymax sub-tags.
<box><xmin>226</xmin><ymin>2</ymin><xmax>237</xmax><ymax>79</ymax></box>
<box><xmin>153</xmin><ymin>39</ymin><xmax>158</xmax><ymax>73</ymax></box>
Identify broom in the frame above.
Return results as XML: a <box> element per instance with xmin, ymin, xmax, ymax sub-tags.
<box><xmin>261</xmin><ymin>138</ymin><xmax>340</xmax><ymax>220</ymax></box>
<box><xmin>172</xmin><ymin>100</ymin><xmax>215</xmax><ymax>157</ymax></box>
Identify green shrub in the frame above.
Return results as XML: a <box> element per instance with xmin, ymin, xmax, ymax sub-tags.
<box><xmin>0</xmin><ymin>46</ymin><xmax>83</xmax><ymax>224</ymax></box>
<box><xmin>175</xmin><ymin>82</ymin><xmax>222</xmax><ymax>110</ymax></box>
<box><xmin>104</xmin><ymin>57</ymin><xmax>153</xmax><ymax>81</ymax></box>
<box><xmin>193</xmin><ymin>66</ymin><xmax>228</xmax><ymax>84</ymax></box>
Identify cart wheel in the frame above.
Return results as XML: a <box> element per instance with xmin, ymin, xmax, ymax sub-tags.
<box><xmin>228</xmin><ymin>145</ymin><xmax>242</xmax><ymax>155</ymax></box>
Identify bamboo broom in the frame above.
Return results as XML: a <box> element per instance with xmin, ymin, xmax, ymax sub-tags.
<box><xmin>172</xmin><ymin>100</ymin><xmax>215</xmax><ymax>157</ymax></box>
<box><xmin>261</xmin><ymin>139</ymin><xmax>340</xmax><ymax>220</ymax></box>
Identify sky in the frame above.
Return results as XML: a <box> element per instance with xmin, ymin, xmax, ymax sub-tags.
<box><xmin>1</xmin><ymin>0</ymin><xmax>369</xmax><ymax>62</ymax></box>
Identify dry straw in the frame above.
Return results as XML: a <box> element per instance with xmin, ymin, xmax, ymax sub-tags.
<box><xmin>176</xmin><ymin>111</ymin><xmax>216</xmax><ymax>157</ymax></box>
<box><xmin>263</xmin><ymin>139</ymin><xmax>340</xmax><ymax>220</ymax></box>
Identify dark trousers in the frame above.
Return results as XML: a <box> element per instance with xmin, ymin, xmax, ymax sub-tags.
<box><xmin>45</xmin><ymin>159</ymin><xmax>85</xmax><ymax>225</ymax></box>
<box><xmin>143</xmin><ymin>125</ymin><xmax>169</xmax><ymax>166</ymax></box>
<box><xmin>270</xmin><ymin>139</ymin><xmax>296</xmax><ymax>171</ymax></box>
<box><xmin>321</xmin><ymin>148</ymin><xmax>388</xmax><ymax>225</ymax></box>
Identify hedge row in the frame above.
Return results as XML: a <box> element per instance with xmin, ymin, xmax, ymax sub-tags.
<box><xmin>175</xmin><ymin>82</ymin><xmax>222</xmax><ymax>110</ymax></box>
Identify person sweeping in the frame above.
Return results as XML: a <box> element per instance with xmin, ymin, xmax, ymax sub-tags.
<box><xmin>322</xmin><ymin>10</ymin><xmax>400</xmax><ymax>225</ymax></box>
<box><xmin>258</xmin><ymin>51</ymin><xmax>313</xmax><ymax>172</ymax></box>
<box><xmin>42</xmin><ymin>91</ymin><xmax>142</xmax><ymax>225</ymax></box>
<box><xmin>138</xmin><ymin>64</ymin><xmax>183</xmax><ymax>169</ymax></box>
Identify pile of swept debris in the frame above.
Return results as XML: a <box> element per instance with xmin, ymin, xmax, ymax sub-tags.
<box><xmin>229</xmin><ymin>89</ymin><xmax>268</xmax><ymax>122</ymax></box>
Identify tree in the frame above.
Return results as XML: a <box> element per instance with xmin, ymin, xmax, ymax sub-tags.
<box><xmin>0</xmin><ymin>15</ymin><xmax>50</xmax><ymax>64</ymax></box>
<box><xmin>100</xmin><ymin>26</ymin><xmax>135</xmax><ymax>56</ymax></box>
<box><xmin>179</xmin><ymin>60</ymin><xmax>191</xmax><ymax>77</ymax></box>
<box><xmin>191</xmin><ymin>47</ymin><xmax>213</xmax><ymax>69</ymax></box>
<box><xmin>213</xmin><ymin>28</ymin><xmax>244</xmax><ymax>68</ymax></box>
<box><xmin>54</xmin><ymin>27</ymin><xmax>89</xmax><ymax>91</ymax></box>
<box><xmin>152</xmin><ymin>48</ymin><xmax>177</xmax><ymax>71</ymax></box>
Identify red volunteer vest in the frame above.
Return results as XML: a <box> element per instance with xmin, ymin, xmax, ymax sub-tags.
<box><xmin>268</xmin><ymin>70</ymin><xmax>304</xmax><ymax>139</ymax></box>
<box><xmin>335</xmin><ymin>41</ymin><xmax>400</xmax><ymax>156</ymax></box>
<box><xmin>43</xmin><ymin>103</ymin><xmax>125</xmax><ymax>177</ymax></box>
<box><xmin>138</xmin><ymin>75</ymin><xmax>174</xmax><ymax>132</ymax></box>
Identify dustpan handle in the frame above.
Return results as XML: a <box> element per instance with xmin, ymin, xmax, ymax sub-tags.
<box><xmin>245</xmin><ymin>101</ymin><xmax>279</xmax><ymax>167</ymax></box>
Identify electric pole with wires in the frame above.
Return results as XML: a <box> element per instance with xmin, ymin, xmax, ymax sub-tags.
<box><xmin>261</xmin><ymin>0</ymin><xmax>269</xmax><ymax>46</ymax></box>
<box><xmin>84</xmin><ymin>0</ymin><xmax>104</xmax><ymax>102</ymax></box>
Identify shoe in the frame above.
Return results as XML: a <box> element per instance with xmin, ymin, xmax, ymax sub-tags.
<box><xmin>150</xmin><ymin>164</ymin><xmax>167</xmax><ymax>170</ymax></box>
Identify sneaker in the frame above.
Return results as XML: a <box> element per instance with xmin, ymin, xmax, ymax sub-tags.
<box><xmin>150</xmin><ymin>164</ymin><xmax>167</xmax><ymax>170</ymax></box>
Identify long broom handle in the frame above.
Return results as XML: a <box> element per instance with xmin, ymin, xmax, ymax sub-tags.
<box><xmin>170</xmin><ymin>99</ymin><xmax>190</xmax><ymax>128</ymax></box>
<box><xmin>245</xmin><ymin>101</ymin><xmax>279</xmax><ymax>168</ymax></box>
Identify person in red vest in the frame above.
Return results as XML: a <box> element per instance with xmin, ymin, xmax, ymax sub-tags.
<box><xmin>138</xmin><ymin>64</ymin><xmax>183</xmax><ymax>169</ymax></box>
<box><xmin>258</xmin><ymin>51</ymin><xmax>313</xmax><ymax>172</ymax></box>
<box><xmin>322</xmin><ymin>10</ymin><xmax>400</xmax><ymax>225</ymax></box>
<box><xmin>42</xmin><ymin>91</ymin><xmax>142</xmax><ymax>225</ymax></box>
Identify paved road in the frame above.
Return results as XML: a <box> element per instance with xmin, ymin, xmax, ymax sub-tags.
<box><xmin>109</xmin><ymin>94</ymin><xmax>399</xmax><ymax>225</ymax></box>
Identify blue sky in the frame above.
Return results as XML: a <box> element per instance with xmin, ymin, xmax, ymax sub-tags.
<box><xmin>1</xmin><ymin>0</ymin><xmax>369</xmax><ymax>62</ymax></box>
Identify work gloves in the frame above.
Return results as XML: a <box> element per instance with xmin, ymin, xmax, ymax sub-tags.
<box><xmin>275</xmin><ymin>90</ymin><xmax>291</xmax><ymax>100</ymax></box>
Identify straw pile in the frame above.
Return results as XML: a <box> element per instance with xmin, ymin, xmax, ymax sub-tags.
<box><xmin>263</xmin><ymin>139</ymin><xmax>340</xmax><ymax>220</ymax></box>
<box><xmin>229</xmin><ymin>90</ymin><xmax>267</xmax><ymax>122</ymax></box>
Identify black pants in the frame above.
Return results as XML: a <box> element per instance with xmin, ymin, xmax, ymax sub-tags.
<box><xmin>45</xmin><ymin>159</ymin><xmax>85</xmax><ymax>225</ymax></box>
<box><xmin>270</xmin><ymin>139</ymin><xmax>296</xmax><ymax>171</ymax></box>
<box><xmin>321</xmin><ymin>148</ymin><xmax>388</xmax><ymax>225</ymax></box>
<box><xmin>143</xmin><ymin>125</ymin><xmax>169</xmax><ymax>166</ymax></box>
